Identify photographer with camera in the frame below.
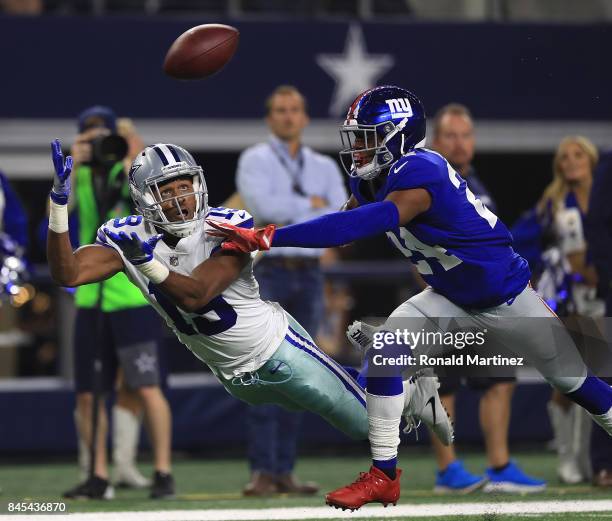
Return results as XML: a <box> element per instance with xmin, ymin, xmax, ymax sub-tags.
<box><xmin>63</xmin><ymin>106</ymin><xmax>174</xmax><ymax>500</ymax></box>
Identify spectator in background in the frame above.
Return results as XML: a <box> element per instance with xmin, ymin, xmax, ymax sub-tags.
<box><xmin>0</xmin><ymin>0</ymin><xmax>42</xmax><ymax>14</ymax></box>
<box><xmin>315</xmin><ymin>249</ymin><xmax>354</xmax><ymax>360</ymax></box>
<box><xmin>117</xmin><ymin>117</ymin><xmax>145</xmax><ymax>172</ymax></box>
<box><xmin>62</xmin><ymin>106</ymin><xmax>174</xmax><ymax>500</ymax></box>
<box><xmin>537</xmin><ymin>136</ymin><xmax>602</xmax><ymax>484</ymax></box>
<box><xmin>0</xmin><ymin>150</ymin><xmax>29</xmax><ymax>380</ymax></box>
<box><xmin>108</xmin><ymin>116</ymin><xmax>158</xmax><ymax>490</ymax></box>
<box><xmin>429</xmin><ymin>103</ymin><xmax>545</xmax><ymax>493</ymax></box>
<box><xmin>236</xmin><ymin>85</ymin><xmax>347</xmax><ymax>495</ymax></box>
<box><xmin>0</xmin><ymin>169</ymin><xmax>27</xmax><ymax>249</ymax></box>
<box><xmin>585</xmin><ymin>148</ymin><xmax>612</xmax><ymax>487</ymax></box>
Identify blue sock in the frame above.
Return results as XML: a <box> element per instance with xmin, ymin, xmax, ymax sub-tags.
<box><xmin>373</xmin><ymin>457</ymin><xmax>397</xmax><ymax>479</ymax></box>
<box><xmin>349</xmin><ymin>348</ymin><xmax>405</xmax><ymax>394</ymax></box>
<box><xmin>342</xmin><ymin>357</ymin><xmax>379</xmax><ymax>391</ymax></box>
<box><xmin>357</xmin><ymin>359</ymin><xmax>368</xmax><ymax>389</ymax></box>
<box><xmin>342</xmin><ymin>365</ymin><xmax>361</xmax><ymax>384</ymax></box>
<box><xmin>566</xmin><ymin>373</ymin><xmax>612</xmax><ymax>415</ymax></box>
<box><xmin>366</xmin><ymin>338</ymin><xmax>404</xmax><ymax>396</ymax></box>
<box><xmin>341</xmin><ymin>361</ymin><xmax>369</xmax><ymax>390</ymax></box>
<box><xmin>367</xmin><ymin>375</ymin><xmax>404</xmax><ymax>396</ymax></box>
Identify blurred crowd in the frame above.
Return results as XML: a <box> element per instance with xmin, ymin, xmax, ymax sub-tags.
<box><xmin>2</xmin><ymin>0</ymin><xmax>612</xmax><ymax>21</ymax></box>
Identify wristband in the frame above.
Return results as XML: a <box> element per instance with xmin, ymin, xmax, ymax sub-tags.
<box><xmin>48</xmin><ymin>198</ymin><xmax>69</xmax><ymax>233</ymax></box>
<box><xmin>135</xmin><ymin>258</ymin><xmax>170</xmax><ymax>284</ymax></box>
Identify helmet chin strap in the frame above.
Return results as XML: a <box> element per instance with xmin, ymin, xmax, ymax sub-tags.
<box><xmin>355</xmin><ymin>158</ymin><xmax>380</xmax><ymax>180</ymax></box>
<box><xmin>382</xmin><ymin>117</ymin><xmax>409</xmax><ymax>149</ymax></box>
<box><xmin>163</xmin><ymin>220</ymin><xmax>198</xmax><ymax>238</ymax></box>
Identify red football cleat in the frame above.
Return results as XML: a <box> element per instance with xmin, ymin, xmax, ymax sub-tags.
<box><xmin>325</xmin><ymin>466</ymin><xmax>402</xmax><ymax>511</ymax></box>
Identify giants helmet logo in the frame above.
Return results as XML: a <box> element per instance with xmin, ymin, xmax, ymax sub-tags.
<box><xmin>385</xmin><ymin>98</ymin><xmax>413</xmax><ymax>118</ymax></box>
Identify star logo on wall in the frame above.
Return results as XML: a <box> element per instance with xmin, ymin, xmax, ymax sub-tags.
<box><xmin>316</xmin><ymin>24</ymin><xmax>395</xmax><ymax>117</ymax></box>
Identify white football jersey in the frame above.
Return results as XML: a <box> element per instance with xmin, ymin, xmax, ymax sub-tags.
<box><xmin>97</xmin><ymin>207</ymin><xmax>288</xmax><ymax>379</ymax></box>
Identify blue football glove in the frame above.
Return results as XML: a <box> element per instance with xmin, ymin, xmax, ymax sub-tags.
<box><xmin>103</xmin><ymin>228</ymin><xmax>163</xmax><ymax>265</ymax></box>
<box><xmin>50</xmin><ymin>139</ymin><xmax>73</xmax><ymax>205</ymax></box>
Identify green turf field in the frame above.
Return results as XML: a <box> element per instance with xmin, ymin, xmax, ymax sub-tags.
<box><xmin>0</xmin><ymin>448</ymin><xmax>611</xmax><ymax>519</ymax></box>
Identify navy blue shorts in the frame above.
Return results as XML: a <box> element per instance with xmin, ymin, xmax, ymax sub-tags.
<box><xmin>73</xmin><ymin>306</ymin><xmax>165</xmax><ymax>393</ymax></box>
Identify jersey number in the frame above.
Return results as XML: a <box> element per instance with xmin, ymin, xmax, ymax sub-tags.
<box><xmin>148</xmin><ymin>282</ymin><xmax>237</xmax><ymax>336</ymax></box>
<box><xmin>447</xmin><ymin>163</ymin><xmax>497</xmax><ymax>228</ymax></box>
<box><xmin>387</xmin><ymin>228</ymin><xmax>461</xmax><ymax>275</ymax></box>
<box><xmin>386</xmin><ymin>156</ymin><xmax>497</xmax><ymax>276</ymax></box>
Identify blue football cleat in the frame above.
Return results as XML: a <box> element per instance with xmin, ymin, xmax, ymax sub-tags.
<box><xmin>434</xmin><ymin>460</ymin><xmax>487</xmax><ymax>494</ymax></box>
<box><xmin>483</xmin><ymin>461</ymin><xmax>547</xmax><ymax>493</ymax></box>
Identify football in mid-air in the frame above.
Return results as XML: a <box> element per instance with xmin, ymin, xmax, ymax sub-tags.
<box><xmin>163</xmin><ymin>24</ymin><xmax>239</xmax><ymax>80</ymax></box>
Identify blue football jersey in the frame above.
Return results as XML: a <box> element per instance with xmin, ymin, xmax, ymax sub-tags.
<box><xmin>349</xmin><ymin>148</ymin><xmax>530</xmax><ymax>308</ymax></box>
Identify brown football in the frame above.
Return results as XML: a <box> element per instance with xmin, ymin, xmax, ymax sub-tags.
<box><xmin>163</xmin><ymin>24</ymin><xmax>239</xmax><ymax>80</ymax></box>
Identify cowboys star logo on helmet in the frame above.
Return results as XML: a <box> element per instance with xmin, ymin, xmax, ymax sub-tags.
<box><xmin>339</xmin><ymin>85</ymin><xmax>426</xmax><ymax>181</ymax></box>
<box><xmin>128</xmin><ymin>163</ymin><xmax>141</xmax><ymax>183</ymax></box>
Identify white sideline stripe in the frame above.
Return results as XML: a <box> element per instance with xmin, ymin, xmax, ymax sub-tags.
<box><xmin>7</xmin><ymin>500</ymin><xmax>612</xmax><ymax>520</ymax></box>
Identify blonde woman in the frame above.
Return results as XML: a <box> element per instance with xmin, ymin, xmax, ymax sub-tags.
<box><xmin>538</xmin><ymin>136</ymin><xmax>602</xmax><ymax>484</ymax></box>
<box><xmin>538</xmin><ymin>136</ymin><xmax>600</xmax><ymax>295</ymax></box>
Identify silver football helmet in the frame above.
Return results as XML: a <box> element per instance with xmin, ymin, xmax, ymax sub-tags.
<box><xmin>128</xmin><ymin>144</ymin><xmax>208</xmax><ymax>238</ymax></box>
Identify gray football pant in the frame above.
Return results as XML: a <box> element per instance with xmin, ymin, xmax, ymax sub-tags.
<box><xmin>384</xmin><ymin>284</ymin><xmax>588</xmax><ymax>393</ymax></box>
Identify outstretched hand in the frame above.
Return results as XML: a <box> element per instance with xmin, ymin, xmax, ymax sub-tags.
<box><xmin>206</xmin><ymin>220</ymin><xmax>276</xmax><ymax>253</ymax></box>
<box><xmin>50</xmin><ymin>139</ymin><xmax>73</xmax><ymax>205</ymax></box>
<box><xmin>103</xmin><ymin>228</ymin><xmax>163</xmax><ymax>265</ymax></box>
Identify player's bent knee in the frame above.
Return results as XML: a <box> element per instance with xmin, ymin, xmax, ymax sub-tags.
<box><xmin>546</xmin><ymin>374</ymin><xmax>587</xmax><ymax>394</ymax></box>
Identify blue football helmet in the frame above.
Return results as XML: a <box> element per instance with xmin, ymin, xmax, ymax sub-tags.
<box><xmin>339</xmin><ymin>85</ymin><xmax>426</xmax><ymax>180</ymax></box>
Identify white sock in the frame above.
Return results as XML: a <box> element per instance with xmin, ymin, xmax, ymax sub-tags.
<box><xmin>75</xmin><ymin>409</ymin><xmax>90</xmax><ymax>481</ymax></box>
<box><xmin>401</xmin><ymin>379</ymin><xmax>412</xmax><ymax>414</ymax></box>
<box><xmin>590</xmin><ymin>406</ymin><xmax>612</xmax><ymax>437</ymax></box>
<box><xmin>112</xmin><ymin>405</ymin><xmax>141</xmax><ymax>471</ymax></box>
<box><xmin>367</xmin><ymin>392</ymin><xmax>404</xmax><ymax>462</ymax></box>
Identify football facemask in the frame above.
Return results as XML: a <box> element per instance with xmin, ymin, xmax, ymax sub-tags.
<box><xmin>339</xmin><ymin>119</ymin><xmax>410</xmax><ymax>180</ymax></box>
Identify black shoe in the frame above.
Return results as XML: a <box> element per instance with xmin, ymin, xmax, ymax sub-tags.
<box><xmin>63</xmin><ymin>476</ymin><xmax>115</xmax><ymax>500</ymax></box>
<box><xmin>150</xmin><ymin>471</ymin><xmax>175</xmax><ymax>499</ymax></box>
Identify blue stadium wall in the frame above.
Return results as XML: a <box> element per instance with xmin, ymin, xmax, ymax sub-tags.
<box><xmin>0</xmin><ymin>382</ymin><xmax>552</xmax><ymax>454</ymax></box>
<box><xmin>0</xmin><ymin>17</ymin><xmax>608</xmax><ymax>120</ymax></box>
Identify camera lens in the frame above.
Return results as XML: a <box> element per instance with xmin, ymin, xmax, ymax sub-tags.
<box><xmin>89</xmin><ymin>135</ymin><xmax>129</xmax><ymax>165</ymax></box>
<box><xmin>97</xmin><ymin>135</ymin><xmax>129</xmax><ymax>163</ymax></box>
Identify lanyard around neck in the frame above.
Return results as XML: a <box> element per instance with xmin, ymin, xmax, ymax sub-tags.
<box><xmin>269</xmin><ymin>142</ymin><xmax>306</xmax><ymax>196</ymax></box>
